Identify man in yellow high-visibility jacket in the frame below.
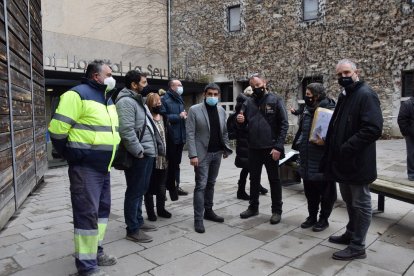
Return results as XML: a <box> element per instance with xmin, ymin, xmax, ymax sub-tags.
<box><xmin>49</xmin><ymin>60</ymin><xmax>120</xmax><ymax>276</ymax></box>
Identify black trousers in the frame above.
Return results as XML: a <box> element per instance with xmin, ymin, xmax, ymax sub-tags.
<box><xmin>238</xmin><ymin>168</ymin><xmax>249</xmax><ymax>190</ymax></box>
<box><xmin>248</xmin><ymin>148</ymin><xmax>282</xmax><ymax>214</ymax></box>
<box><xmin>145</xmin><ymin>168</ymin><xmax>168</xmax><ymax>211</ymax></box>
<box><xmin>166</xmin><ymin>143</ymin><xmax>184</xmax><ymax>189</ymax></box>
<box><xmin>303</xmin><ymin>180</ymin><xmax>337</xmax><ymax>220</ymax></box>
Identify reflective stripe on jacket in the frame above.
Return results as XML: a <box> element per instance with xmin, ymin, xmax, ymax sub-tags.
<box><xmin>48</xmin><ymin>79</ymin><xmax>121</xmax><ymax>172</ymax></box>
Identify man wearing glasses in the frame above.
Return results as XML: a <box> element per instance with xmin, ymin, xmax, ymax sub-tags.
<box><xmin>236</xmin><ymin>73</ymin><xmax>289</xmax><ymax>225</ymax></box>
<box><xmin>321</xmin><ymin>59</ymin><xmax>383</xmax><ymax>260</ymax></box>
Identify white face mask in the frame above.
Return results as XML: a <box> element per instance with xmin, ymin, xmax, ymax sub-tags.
<box><xmin>176</xmin><ymin>86</ymin><xmax>184</xmax><ymax>95</ymax></box>
<box><xmin>104</xmin><ymin>77</ymin><xmax>116</xmax><ymax>91</ymax></box>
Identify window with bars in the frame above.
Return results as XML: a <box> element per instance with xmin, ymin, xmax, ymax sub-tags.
<box><xmin>228</xmin><ymin>5</ymin><xmax>241</xmax><ymax>32</ymax></box>
<box><xmin>303</xmin><ymin>0</ymin><xmax>319</xmax><ymax>21</ymax></box>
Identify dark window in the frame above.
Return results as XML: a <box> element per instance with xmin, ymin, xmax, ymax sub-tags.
<box><xmin>218</xmin><ymin>82</ymin><xmax>234</xmax><ymax>102</ymax></box>
<box><xmin>228</xmin><ymin>5</ymin><xmax>241</xmax><ymax>32</ymax></box>
<box><xmin>301</xmin><ymin>76</ymin><xmax>323</xmax><ymax>99</ymax></box>
<box><xmin>402</xmin><ymin>71</ymin><xmax>414</xmax><ymax>97</ymax></box>
<box><xmin>303</xmin><ymin>0</ymin><xmax>319</xmax><ymax>21</ymax></box>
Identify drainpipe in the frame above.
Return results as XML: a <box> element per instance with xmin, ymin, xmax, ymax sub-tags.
<box><xmin>167</xmin><ymin>0</ymin><xmax>172</xmax><ymax>79</ymax></box>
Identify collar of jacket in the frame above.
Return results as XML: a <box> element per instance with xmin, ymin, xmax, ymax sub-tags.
<box><xmin>81</xmin><ymin>78</ymin><xmax>107</xmax><ymax>93</ymax></box>
<box><xmin>125</xmin><ymin>88</ymin><xmax>144</xmax><ymax>104</ymax></box>
<box><xmin>344</xmin><ymin>81</ymin><xmax>364</xmax><ymax>95</ymax></box>
<box><xmin>167</xmin><ymin>90</ymin><xmax>184</xmax><ymax>103</ymax></box>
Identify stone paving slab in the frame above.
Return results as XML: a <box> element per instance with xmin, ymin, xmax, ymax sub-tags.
<box><xmin>0</xmin><ymin>139</ymin><xmax>413</xmax><ymax>275</ymax></box>
<box><xmin>218</xmin><ymin>248</ymin><xmax>291</xmax><ymax>276</ymax></box>
<box><xmin>149</xmin><ymin>252</ymin><xmax>225</xmax><ymax>276</ymax></box>
<box><xmin>336</xmin><ymin>261</ymin><xmax>400</xmax><ymax>276</ymax></box>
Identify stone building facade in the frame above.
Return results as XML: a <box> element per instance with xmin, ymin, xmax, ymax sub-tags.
<box><xmin>171</xmin><ymin>0</ymin><xmax>414</xmax><ymax>136</ymax></box>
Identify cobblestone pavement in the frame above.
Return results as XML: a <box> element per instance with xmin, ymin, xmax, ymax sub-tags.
<box><xmin>1</xmin><ymin>139</ymin><xmax>413</xmax><ymax>276</ymax></box>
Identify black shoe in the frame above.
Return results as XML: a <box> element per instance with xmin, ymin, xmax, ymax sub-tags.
<box><xmin>300</xmin><ymin>217</ymin><xmax>317</xmax><ymax>229</ymax></box>
<box><xmin>147</xmin><ymin>209</ymin><xmax>157</xmax><ymax>222</ymax></box>
<box><xmin>194</xmin><ymin>220</ymin><xmax>205</xmax><ymax>233</ymax></box>
<box><xmin>312</xmin><ymin>219</ymin><xmax>329</xmax><ymax>232</ymax></box>
<box><xmin>259</xmin><ymin>186</ymin><xmax>268</xmax><ymax>195</ymax></box>
<box><xmin>240</xmin><ymin>207</ymin><xmax>259</xmax><ymax>219</ymax></box>
<box><xmin>157</xmin><ymin>208</ymin><xmax>172</xmax><ymax>218</ymax></box>
<box><xmin>329</xmin><ymin>233</ymin><xmax>351</xmax><ymax>245</ymax></box>
<box><xmin>270</xmin><ymin>213</ymin><xmax>281</xmax><ymax>224</ymax></box>
<box><xmin>177</xmin><ymin>187</ymin><xmax>188</xmax><ymax>196</ymax></box>
<box><xmin>332</xmin><ymin>247</ymin><xmax>366</xmax><ymax>260</ymax></box>
<box><xmin>237</xmin><ymin>190</ymin><xmax>250</xmax><ymax>200</ymax></box>
<box><xmin>204</xmin><ymin>209</ymin><xmax>224</xmax><ymax>223</ymax></box>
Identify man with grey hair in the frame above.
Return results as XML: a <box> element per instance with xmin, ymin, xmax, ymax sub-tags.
<box><xmin>186</xmin><ymin>83</ymin><xmax>233</xmax><ymax>233</ymax></box>
<box><xmin>321</xmin><ymin>59</ymin><xmax>383</xmax><ymax>260</ymax></box>
<box><xmin>236</xmin><ymin>73</ymin><xmax>289</xmax><ymax>225</ymax></box>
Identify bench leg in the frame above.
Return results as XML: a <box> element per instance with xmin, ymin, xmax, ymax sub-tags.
<box><xmin>373</xmin><ymin>194</ymin><xmax>384</xmax><ymax>214</ymax></box>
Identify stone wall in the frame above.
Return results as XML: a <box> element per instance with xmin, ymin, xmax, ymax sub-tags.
<box><xmin>171</xmin><ymin>0</ymin><xmax>414</xmax><ymax>136</ymax></box>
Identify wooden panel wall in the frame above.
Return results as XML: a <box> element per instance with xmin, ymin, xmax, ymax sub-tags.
<box><xmin>0</xmin><ymin>0</ymin><xmax>46</xmax><ymax>230</ymax></box>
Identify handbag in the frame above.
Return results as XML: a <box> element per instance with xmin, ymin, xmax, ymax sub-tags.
<box><xmin>113</xmin><ymin>116</ymin><xmax>147</xmax><ymax>170</ymax></box>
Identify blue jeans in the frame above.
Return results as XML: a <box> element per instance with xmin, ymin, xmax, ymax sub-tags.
<box><xmin>124</xmin><ymin>156</ymin><xmax>155</xmax><ymax>234</ymax></box>
<box><xmin>339</xmin><ymin>183</ymin><xmax>372</xmax><ymax>250</ymax></box>
<box><xmin>193</xmin><ymin>152</ymin><xmax>222</xmax><ymax>221</ymax></box>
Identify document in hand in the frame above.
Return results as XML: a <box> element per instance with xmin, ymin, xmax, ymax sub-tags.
<box><xmin>309</xmin><ymin>107</ymin><xmax>334</xmax><ymax>142</ymax></box>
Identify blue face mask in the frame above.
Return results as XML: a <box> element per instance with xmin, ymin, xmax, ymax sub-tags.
<box><xmin>176</xmin><ymin>86</ymin><xmax>184</xmax><ymax>95</ymax></box>
<box><xmin>205</xmin><ymin>96</ymin><xmax>219</xmax><ymax>106</ymax></box>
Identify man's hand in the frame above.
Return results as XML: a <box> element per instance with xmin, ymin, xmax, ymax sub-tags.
<box><xmin>236</xmin><ymin>111</ymin><xmax>245</xmax><ymax>124</ymax></box>
<box><xmin>190</xmin><ymin>157</ymin><xmax>199</xmax><ymax>167</ymax></box>
<box><xmin>312</xmin><ymin>134</ymin><xmax>325</xmax><ymax>146</ymax></box>
<box><xmin>180</xmin><ymin>110</ymin><xmax>188</xmax><ymax>119</ymax></box>
<box><xmin>270</xmin><ymin>149</ymin><xmax>281</xmax><ymax>161</ymax></box>
<box><xmin>223</xmin><ymin>153</ymin><xmax>228</xmax><ymax>159</ymax></box>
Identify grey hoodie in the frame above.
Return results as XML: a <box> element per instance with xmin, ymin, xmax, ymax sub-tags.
<box><xmin>115</xmin><ymin>87</ymin><xmax>163</xmax><ymax>158</ymax></box>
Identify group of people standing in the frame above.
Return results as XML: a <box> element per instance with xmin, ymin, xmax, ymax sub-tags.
<box><xmin>49</xmin><ymin>58</ymin><xmax>384</xmax><ymax>276</ymax></box>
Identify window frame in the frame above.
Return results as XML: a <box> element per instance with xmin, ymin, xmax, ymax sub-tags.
<box><xmin>302</xmin><ymin>0</ymin><xmax>319</xmax><ymax>22</ymax></box>
<box><xmin>227</xmin><ymin>5</ymin><xmax>241</xmax><ymax>32</ymax></box>
<box><xmin>402</xmin><ymin>70</ymin><xmax>414</xmax><ymax>97</ymax></box>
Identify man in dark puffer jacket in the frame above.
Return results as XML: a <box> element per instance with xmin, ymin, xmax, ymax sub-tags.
<box><xmin>227</xmin><ymin>87</ymin><xmax>268</xmax><ymax>200</ymax></box>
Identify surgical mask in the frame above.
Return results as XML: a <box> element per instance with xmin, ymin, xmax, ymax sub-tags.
<box><xmin>253</xmin><ymin>87</ymin><xmax>265</xmax><ymax>98</ymax></box>
<box><xmin>205</xmin><ymin>97</ymin><xmax>218</xmax><ymax>106</ymax></box>
<box><xmin>176</xmin><ymin>86</ymin><xmax>184</xmax><ymax>95</ymax></box>
<box><xmin>104</xmin><ymin>77</ymin><xmax>116</xmax><ymax>91</ymax></box>
<box><xmin>304</xmin><ymin>96</ymin><xmax>314</xmax><ymax>107</ymax></box>
<box><xmin>338</xmin><ymin>76</ymin><xmax>354</xmax><ymax>88</ymax></box>
<box><xmin>151</xmin><ymin>105</ymin><xmax>162</xmax><ymax>114</ymax></box>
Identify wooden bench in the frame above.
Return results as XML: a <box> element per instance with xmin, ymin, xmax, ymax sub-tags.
<box><xmin>370</xmin><ymin>176</ymin><xmax>414</xmax><ymax>212</ymax></box>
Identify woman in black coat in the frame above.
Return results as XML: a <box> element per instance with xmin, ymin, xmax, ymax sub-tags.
<box><xmin>144</xmin><ymin>93</ymin><xmax>174</xmax><ymax>221</ymax></box>
<box><xmin>292</xmin><ymin>83</ymin><xmax>337</xmax><ymax>232</ymax></box>
<box><xmin>228</xmin><ymin>87</ymin><xmax>268</xmax><ymax>200</ymax></box>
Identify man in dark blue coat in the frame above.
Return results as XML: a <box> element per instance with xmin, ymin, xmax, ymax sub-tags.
<box><xmin>162</xmin><ymin>79</ymin><xmax>189</xmax><ymax>196</ymax></box>
<box><xmin>398</xmin><ymin>97</ymin><xmax>414</xmax><ymax>181</ymax></box>
<box><xmin>322</xmin><ymin>59</ymin><xmax>383</xmax><ymax>261</ymax></box>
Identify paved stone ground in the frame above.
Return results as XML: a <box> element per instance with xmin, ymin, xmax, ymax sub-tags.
<box><xmin>1</xmin><ymin>139</ymin><xmax>413</xmax><ymax>276</ymax></box>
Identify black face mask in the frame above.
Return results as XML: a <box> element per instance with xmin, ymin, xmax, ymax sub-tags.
<box><xmin>151</xmin><ymin>106</ymin><xmax>162</xmax><ymax>114</ymax></box>
<box><xmin>338</xmin><ymin>77</ymin><xmax>354</xmax><ymax>88</ymax></box>
<box><xmin>304</xmin><ymin>96</ymin><xmax>314</xmax><ymax>107</ymax></box>
<box><xmin>253</xmin><ymin>87</ymin><xmax>265</xmax><ymax>98</ymax></box>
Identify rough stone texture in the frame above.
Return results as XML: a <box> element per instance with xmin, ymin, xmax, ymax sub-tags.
<box><xmin>171</xmin><ymin>0</ymin><xmax>414</xmax><ymax>136</ymax></box>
